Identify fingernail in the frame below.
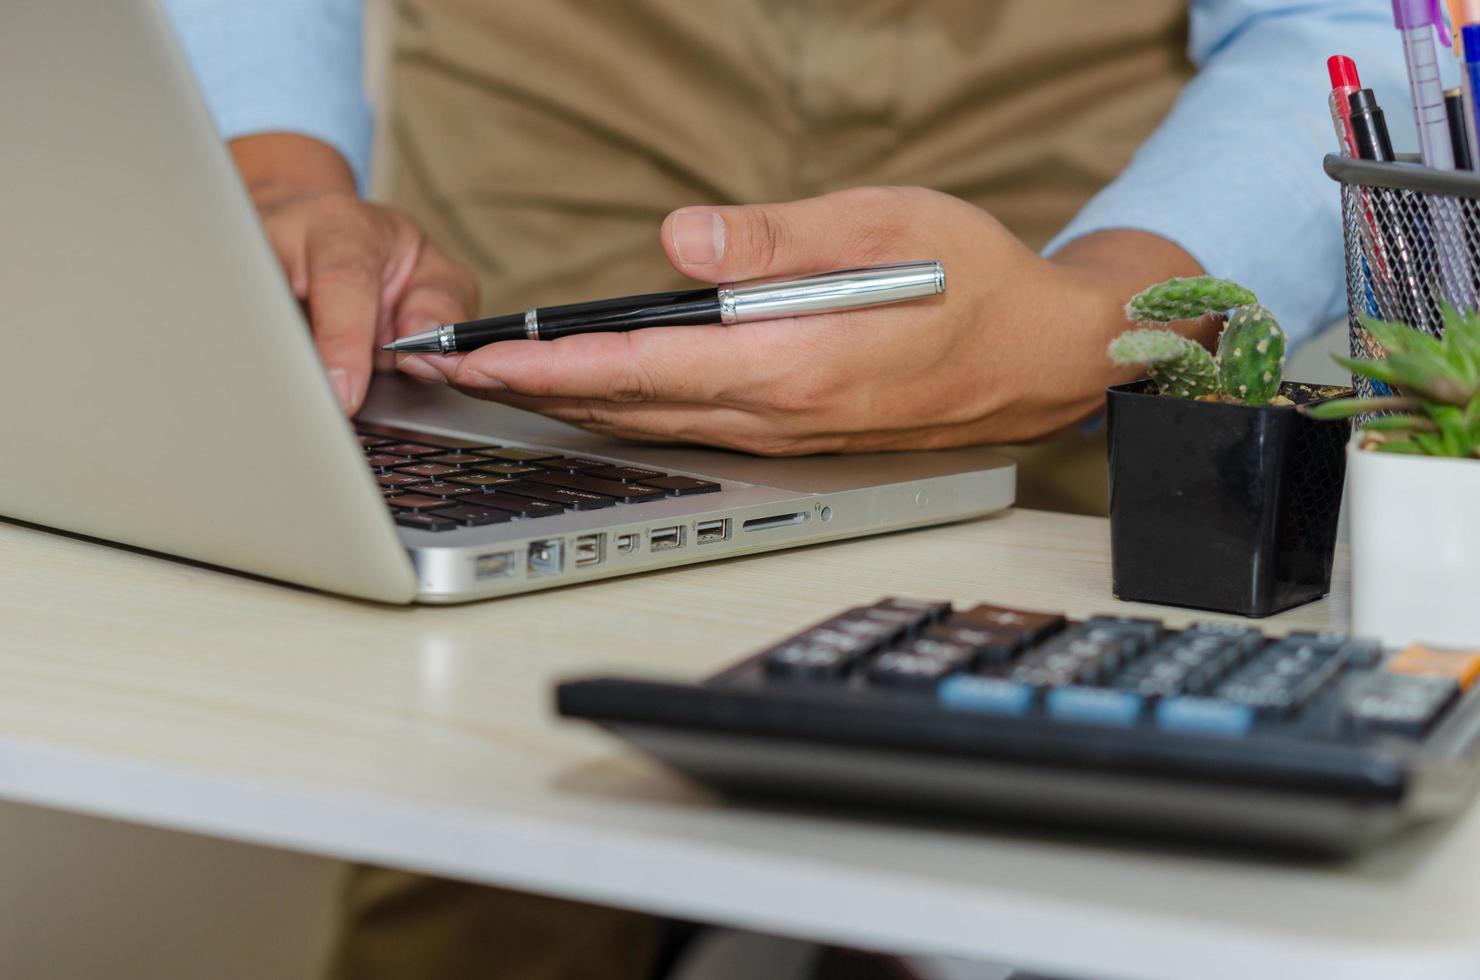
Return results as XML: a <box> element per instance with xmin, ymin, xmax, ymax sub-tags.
<box><xmin>396</xmin><ymin>355</ymin><xmax>448</xmax><ymax>384</ymax></box>
<box><xmin>327</xmin><ymin>367</ymin><xmax>355</xmax><ymax>413</ymax></box>
<box><xmin>671</xmin><ymin>209</ymin><xmax>725</xmax><ymax>265</ymax></box>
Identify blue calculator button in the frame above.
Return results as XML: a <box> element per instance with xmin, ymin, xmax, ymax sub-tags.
<box><xmin>938</xmin><ymin>676</ymin><xmax>1034</xmax><ymax>716</ymax></box>
<box><xmin>1045</xmin><ymin>686</ymin><xmax>1143</xmax><ymax>726</ymax></box>
<box><xmin>1156</xmin><ymin>697</ymin><xmax>1255</xmax><ymax>737</ymax></box>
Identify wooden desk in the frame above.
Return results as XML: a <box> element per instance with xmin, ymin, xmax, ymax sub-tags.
<box><xmin>2</xmin><ymin>510</ymin><xmax>1477</xmax><ymax>980</ymax></box>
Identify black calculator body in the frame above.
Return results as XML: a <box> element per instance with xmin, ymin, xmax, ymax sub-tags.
<box><xmin>557</xmin><ymin>599</ymin><xmax>1480</xmax><ymax>855</ymax></box>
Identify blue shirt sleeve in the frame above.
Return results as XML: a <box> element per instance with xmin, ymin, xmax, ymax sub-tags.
<box><xmin>1045</xmin><ymin>0</ymin><xmax>1428</xmax><ymax>349</ymax></box>
<box><xmin>159</xmin><ymin>0</ymin><xmax>372</xmax><ymax>193</ymax></box>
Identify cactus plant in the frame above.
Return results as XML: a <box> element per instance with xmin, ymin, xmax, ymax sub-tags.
<box><xmin>1106</xmin><ymin>329</ymin><xmax>1218</xmax><ymax>398</ymax></box>
<box><xmin>1124</xmin><ymin>276</ymin><xmax>1258</xmax><ymax>324</ymax></box>
<box><xmin>1215</xmin><ymin>304</ymin><xmax>1287</xmax><ymax>406</ymax></box>
<box><xmin>1303</xmin><ymin>304</ymin><xmax>1480</xmax><ymax>458</ymax></box>
<box><xmin>1110</xmin><ymin>276</ymin><xmax>1288</xmax><ymax>407</ymax></box>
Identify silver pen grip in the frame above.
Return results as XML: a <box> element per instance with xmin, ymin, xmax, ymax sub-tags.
<box><xmin>717</xmin><ymin>260</ymin><xmax>945</xmax><ymax>324</ymax></box>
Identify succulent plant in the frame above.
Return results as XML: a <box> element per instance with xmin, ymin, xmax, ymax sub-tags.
<box><xmin>1124</xmin><ymin>276</ymin><xmax>1258</xmax><ymax>324</ymax></box>
<box><xmin>1109</xmin><ymin>277</ymin><xmax>1288</xmax><ymax>407</ymax></box>
<box><xmin>1303</xmin><ymin>304</ymin><xmax>1480</xmax><ymax>458</ymax></box>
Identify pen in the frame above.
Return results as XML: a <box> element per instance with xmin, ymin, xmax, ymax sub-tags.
<box><xmin>1446</xmin><ymin>87</ymin><xmax>1475</xmax><ymax>167</ymax></box>
<box><xmin>1349</xmin><ymin>88</ymin><xmax>1397</xmax><ymax>160</ymax></box>
<box><xmin>1393</xmin><ymin>0</ymin><xmax>1456</xmax><ymax>169</ymax></box>
<box><xmin>1463</xmin><ymin>25</ymin><xmax>1480</xmax><ymax>161</ymax></box>
<box><xmin>1328</xmin><ymin>55</ymin><xmax>1363</xmax><ymax>156</ymax></box>
<box><xmin>385</xmin><ymin>261</ymin><xmax>946</xmax><ymax>355</ymax></box>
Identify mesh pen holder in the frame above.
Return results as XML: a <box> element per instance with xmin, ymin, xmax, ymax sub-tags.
<box><xmin>1326</xmin><ymin>154</ymin><xmax>1480</xmax><ymax>398</ymax></box>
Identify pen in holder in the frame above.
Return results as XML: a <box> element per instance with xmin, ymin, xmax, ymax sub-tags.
<box><xmin>1325</xmin><ymin>154</ymin><xmax>1480</xmax><ymax>396</ymax></box>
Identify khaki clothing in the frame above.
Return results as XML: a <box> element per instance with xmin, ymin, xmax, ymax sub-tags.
<box><xmin>342</xmin><ymin>2</ymin><xmax>1192</xmax><ymax>978</ymax></box>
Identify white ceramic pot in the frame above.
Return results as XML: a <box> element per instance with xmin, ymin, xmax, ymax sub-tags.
<box><xmin>1349</xmin><ymin>437</ymin><xmax>1480</xmax><ymax>648</ymax></box>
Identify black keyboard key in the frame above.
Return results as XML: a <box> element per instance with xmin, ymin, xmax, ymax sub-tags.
<box><xmin>1082</xmin><ymin>615</ymin><xmax>1164</xmax><ymax>652</ymax></box>
<box><xmin>543</xmin><ymin>457</ymin><xmax>612</xmax><ymax>471</ymax></box>
<box><xmin>954</xmin><ymin>605</ymin><xmax>1065</xmax><ymax>645</ymax></box>
<box><xmin>474</xmin><ymin>447</ymin><xmax>561</xmax><ymax>462</ymax></box>
<box><xmin>434</xmin><ymin>504</ymin><xmax>518</xmax><ymax>527</ymax></box>
<box><xmin>445</xmin><ymin>471</ymin><xmax>517</xmax><ymax>488</ymax></box>
<box><xmin>524</xmin><ymin>471</ymin><xmax>667</xmax><ymax>503</ymax></box>
<box><xmin>355</xmin><ymin>423</ymin><xmax>496</xmax><ymax>451</ymax></box>
<box><xmin>406</xmin><ymin>482</ymin><xmax>485</xmax><ymax>500</ymax></box>
<box><xmin>1341</xmin><ymin>674</ymin><xmax>1460</xmax><ymax>736</ymax></box>
<box><xmin>422</xmin><ymin>453</ymin><xmax>494</xmax><ymax>466</ymax></box>
<box><xmin>587</xmin><ymin>466</ymin><xmax>667</xmax><ymax>483</ymax></box>
<box><xmin>1110</xmin><ymin>633</ymin><xmax>1249</xmax><ymax>698</ymax></box>
<box><xmin>457</xmin><ymin>491</ymin><xmax>566</xmax><ymax>518</ymax></box>
<box><xmin>639</xmin><ymin>475</ymin><xmax>721</xmax><ymax>496</ymax></box>
<box><xmin>1012</xmin><ymin>629</ymin><xmax>1137</xmax><ymax>687</ymax></box>
<box><xmin>383</xmin><ymin>494</ymin><xmax>453</xmax><ymax>512</ymax></box>
<box><xmin>375</xmin><ymin>471</ymin><xmax>427</xmax><ymax>489</ymax></box>
<box><xmin>380</xmin><ymin>442</ymin><xmax>448</xmax><ymax>458</ymax></box>
<box><xmin>821</xmin><ymin>609</ymin><xmax>914</xmax><ymax>649</ymax></box>
<box><xmin>393</xmin><ymin>462</ymin><xmax>463</xmax><ymax>479</ymax></box>
<box><xmin>365</xmin><ymin>453</ymin><xmax>411</xmax><ymax>469</ymax></box>
<box><xmin>358</xmin><ymin>434</ymin><xmax>393</xmax><ymax>448</ymax></box>
<box><xmin>394</xmin><ymin>511</ymin><xmax>459</xmax><ymax>531</ymax></box>
<box><xmin>865</xmin><ymin>651</ymin><xmax>965</xmax><ymax>689</ymax></box>
<box><xmin>499</xmin><ymin>482</ymin><xmax>619</xmax><ymax>510</ymax></box>
<box><xmin>471</xmin><ymin>461</ymin><xmax>547</xmax><ymax>476</ymax></box>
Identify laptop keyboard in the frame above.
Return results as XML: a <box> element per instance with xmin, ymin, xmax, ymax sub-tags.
<box><xmin>356</xmin><ymin>423</ymin><xmax>720</xmax><ymax>532</ymax></box>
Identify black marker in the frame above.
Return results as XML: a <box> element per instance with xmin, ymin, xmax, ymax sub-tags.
<box><xmin>1348</xmin><ymin>88</ymin><xmax>1395</xmax><ymax>162</ymax></box>
<box><xmin>1446</xmin><ymin>87</ymin><xmax>1474</xmax><ymax>170</ymax></box>
<box><xmin>385</xmin><ymin>261</ymin><xmax>945</xmax><ymax>355</ymax></box>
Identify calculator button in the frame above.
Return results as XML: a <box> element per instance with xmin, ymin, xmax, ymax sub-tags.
<box><xmin>765</xmin><ymin>643</ymin><xmax>856</xmax><ymax>682</ymax></box>
<box><xmin>1340</xmin><ymin>673</ymin><xmax>1460</xmax><ymax>736</ymax></box>
<box><xmin>938</xmin><ymin>675</ymin><xmax>1035</xmax><ymax>716</ymax></box>
<box><xmin>1155</xmin><ymin>697</ymin><xmax>1255</xmax><ymax>737</ymax></box>
<box><xmin>926</xmin><ymin>625</ymin><xmax>1023</xmax><ymax>665</ymax></box>
<box><xmin>1082</xmin><ymin>616</ymin><xmax>1164</xmax><ymax>652</ymax></box>
<box><xmin>955</xmin><ymin>605</ymin><xmax>1065</xmax><ymax>644</ymax></box>
<box><xmin>1212</xmin><ymin>638</ymin><xmax>1349</xmax><ymax>719</ymax></box>
<box><xmin>865</xmin><ymin>651</ymin><xmax>964</xmax><ymax>689</ymax></box>
<box><xmin>1046</xmin><ymin>687</ymin><xmax>1144</xmax><ymax>727</ymax></box>
<box><xmin>1109</xmin><ymin>634</ymin><xmax>1247</xmax><ymax>698</ymax></box>
<box><xmin>1013</xmin><ymin>631</ymin><xmax>1135</xmax><ymax>687</ymax></box>
<box><xmin>1386</xmin><ymin>645</ymin><xmax>1480</xmax><ymax>690</ymax></box>
<box><xmin>873</xmin><ymin>597</ymin><xmax>953</xmax><ymax>622</ymax></box>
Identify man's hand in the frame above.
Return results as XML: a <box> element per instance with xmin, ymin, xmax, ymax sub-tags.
<box><xmin>231</xmin><ymin>134</ymin><xmax>477</xmax><ymax>414</ymax></box>
<box><xmin>399</xmin><ymin>186</ymin><xmax>1208</xmax><ymax>453</ymax></box>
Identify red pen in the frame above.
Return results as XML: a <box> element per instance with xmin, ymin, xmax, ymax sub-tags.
<box><xmin>1328</xmin><ymin>55</ymin><xmax>1362</xmax><ymax>156</ymax></box>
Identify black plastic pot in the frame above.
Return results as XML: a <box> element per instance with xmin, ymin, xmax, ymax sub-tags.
<box><xmin>1106</xmin><ymin>380</ymin><xmax>1352</xmax><ymax>617</ymax></box>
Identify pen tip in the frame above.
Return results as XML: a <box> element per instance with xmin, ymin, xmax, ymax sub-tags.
<box><xmin>381</xmin><ymin>342</ymin><xmax>396</xmax><ymax>352</ymax></box>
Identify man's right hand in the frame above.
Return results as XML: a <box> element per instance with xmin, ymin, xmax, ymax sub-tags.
<box><xmin>230</xmin><ymin>133</ymin><xmax>478</xmax><ymax>415</ymax></box>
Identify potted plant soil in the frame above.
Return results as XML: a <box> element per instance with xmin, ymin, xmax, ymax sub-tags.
<box><xmin>1105</xmin><ymin>276</ymin><xmax>1353</xmax><ymax>617</ymax></box>
<box><xmin>1303</xmin><ymin>306</ymin><xmax>1480</xmax><ymax>647</ymax></box>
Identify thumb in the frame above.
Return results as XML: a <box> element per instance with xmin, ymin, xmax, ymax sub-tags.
<box><xmin>662</xmin><ymin>189</ymin><xmax>903</xmax><ymax>284</ymax></box>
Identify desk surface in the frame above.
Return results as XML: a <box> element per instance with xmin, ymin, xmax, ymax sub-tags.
<box><xmin>2</xmin><ymin>509</ymin><xmax>1477</xmax><ymax>980</ymax></box>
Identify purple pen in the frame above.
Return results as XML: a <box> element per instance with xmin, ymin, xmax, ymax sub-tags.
<box><xmin>1393</xmin><ymin>0</ymin><xmax>1456</xmax><ymax>168</ymax></box>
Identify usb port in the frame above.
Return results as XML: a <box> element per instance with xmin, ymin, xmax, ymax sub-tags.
<box><xmin>526</xmin><ymin>539</ymin><xmax>564</xmax><ymax>578</ymax></box>
<box><xmin>574</xmin><ymin>533</ymin><xmax>604</xmax><ymax>567</ymax></box>
<box><xmin>649</xmin><ymin>526</ymin><xmax>685</xmax><ymax>551</ymax></box>
<box><xmin>615</xmin><ymin>533</ymin><xmax>639</xmax><ymax>555</ymax></box>
<box><xmin>695</xmin><ymin>519</ymin><xmax>730</xmax><ymax>544</ymax></box>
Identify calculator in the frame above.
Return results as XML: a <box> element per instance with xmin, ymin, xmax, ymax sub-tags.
<box><xmin>556</xmin><ymin>598</ymin><xmax>1480</xmax><ymax>854</ymax></box>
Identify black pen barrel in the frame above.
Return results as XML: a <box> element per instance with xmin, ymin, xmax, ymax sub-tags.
<box><xmin>449</xmin><ymin>287</ymin><xmax>721</xmax><ymax>350</ymax></box>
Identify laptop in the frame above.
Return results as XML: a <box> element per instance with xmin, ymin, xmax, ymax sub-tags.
<box><xmin>0</xmin><ymin>0</ymin><xmax>1015</xmax><ymax>604</ymax></box>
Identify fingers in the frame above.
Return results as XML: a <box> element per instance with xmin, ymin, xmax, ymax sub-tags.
<box><xmin>661</xmin><ymin>186</ymin><xmax>915</xmax><ymax>284</ymax></box>
<box><xmin>302</xmin><ymin>207</ymin><xmax>389</xmax><ymax>415</ymax></box>
<box><xmin>441</xmin><ymin>323</ymin><xmax>755</xmax><ymax>405</ymax></box>
<box><xmin>381</xmin><ymin>244</ymin><xmax>478</xmax><ymax>375</ymax></box>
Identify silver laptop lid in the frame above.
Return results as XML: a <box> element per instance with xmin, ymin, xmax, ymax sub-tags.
<box><xmin>0</xmin><ymin>0</ymin><xmax>416</xmax><ymax>602</ymax></box>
